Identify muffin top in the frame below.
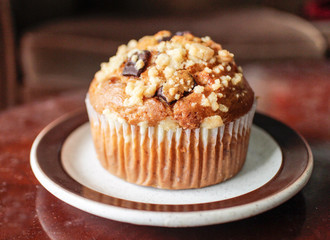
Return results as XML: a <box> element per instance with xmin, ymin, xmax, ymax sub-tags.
<box><xmin>88</xmin><ymin>30</ymin><xmax>254</xmax><ymax>129</ymax></box>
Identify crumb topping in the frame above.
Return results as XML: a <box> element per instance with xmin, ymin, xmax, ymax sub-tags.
<box><xmin>201</xmin><ymin>115</ymin><xmax>224</xmax><ymax>129</ymax></box>
<box><xmin>90</xmin><ymin>30</ymin><xmax>254</xmax><ymax>129</ymax></box>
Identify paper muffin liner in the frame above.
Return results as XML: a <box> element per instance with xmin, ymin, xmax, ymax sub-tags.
<box><xmin>86</xmin><ymin>96</ymin><xmax>256</xmax><ymax>189</ymax></box>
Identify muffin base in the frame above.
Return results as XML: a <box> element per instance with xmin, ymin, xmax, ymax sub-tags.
<box><xmin>86</xmin><ymin>97</ymin><xmax>256</xmax><ymax>189</ymax></box>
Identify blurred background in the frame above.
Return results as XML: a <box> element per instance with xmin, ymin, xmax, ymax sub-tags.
<box><xmin>1</xmin><ymin>1</ymin><xmax>329</xmax><ymax>237</ymax></box>
<box><xmin>0</xmin><ymin>0</ymin><xmax>329</xmax><ymax>140</ymax></box>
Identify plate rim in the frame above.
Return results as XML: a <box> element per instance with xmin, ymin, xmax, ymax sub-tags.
<box><xmin>30</xmin><ymin>110</ymin><xmax>313</xmax><ymax>227</ymax></box>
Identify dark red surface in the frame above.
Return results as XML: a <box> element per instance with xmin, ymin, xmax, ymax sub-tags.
<box><xmin>34</xmin><ymin>110</ymin><xmax>311</xmax><ymax>212</ymax></box>
<box><xmin>0</xmin><ymin>61</ymin><xmax>329</xmax><ymax>239</ymax></box>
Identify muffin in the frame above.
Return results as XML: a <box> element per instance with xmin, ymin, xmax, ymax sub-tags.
<box><xmin>86</xmin><ymin>30</ymin><xmax>256</xmax><ymax>189</ymax></box>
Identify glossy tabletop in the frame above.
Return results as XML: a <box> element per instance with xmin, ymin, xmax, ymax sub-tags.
<box><xmin>0</xmin><ymin>61</ymin><xmax>329</xmax><ymax>239</ymax></box>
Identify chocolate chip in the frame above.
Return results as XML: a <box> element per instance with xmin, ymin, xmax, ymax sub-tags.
<box><xmin>122</xmin><ymin>62</ymin><xmax>137</xmax><ymax>76</ymax></box>
<box><xmin>156</xmin><ymin>86</ymin><xmax>176</xmax><ymax>105</ymax></box>
<box><xmin>158</xmin><ymin>35</ymin><xmax>172</xmax><ymax>42</ymax></box>
<box><xmin>175</xmin><ymin>31</ymin><xmax>191</xmax><ymax>36</ymax></box>
<box><xmin>156</xmin><ymin>71</ymin><xmax>196</xmax><ymax>105</ymax></box>
<box><xmin>156</xmin><ymin>86</ymin><xmax>166</xmax><ymax>101</ymax></box>
<box><xmin>157</xmin><ymin>31</ymin><xmax>191</xmax><ymax>43</ymax></box>
<box><xmin>122</xmin><ymin>50</ymin><xmax>151</xmax><ymax>77</ymax></box>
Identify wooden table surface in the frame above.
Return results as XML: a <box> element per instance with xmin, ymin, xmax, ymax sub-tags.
<box><xmin>0</xmin><ymin>61</ymin><xmax>329</xmax><ymax>239</ymax></box>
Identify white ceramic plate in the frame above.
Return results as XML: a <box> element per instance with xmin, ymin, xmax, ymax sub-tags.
<box><xmin>30</xmin><ymin>111</ymin><xmax>313</xmax><ymax>227</ymax></box>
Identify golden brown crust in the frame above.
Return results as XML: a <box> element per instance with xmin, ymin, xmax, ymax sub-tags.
<box><xmin>88</xmin><ymin>78</ymin><xmax>169</xmax><ymax>126</ymax></box>
<box><xmin>88</xmin><ymin>30</ymin><xmax>254</xmax><ymax>129</ymax></box>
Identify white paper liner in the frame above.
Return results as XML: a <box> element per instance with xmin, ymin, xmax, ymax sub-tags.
<box><xmin>86</xmin><ymin>96</ymin><xmax>256</xmax><ymax>189</ymax></box>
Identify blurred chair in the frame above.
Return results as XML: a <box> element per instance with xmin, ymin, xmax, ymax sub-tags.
<box><xmin>20</xmin><ymin>8</ymin><xmax>327</xmax><ymax>101</ymax></box>
<box><xmin>1</xmin><ymin>1</ymin><xmax>327</xmax><ymax>107</ymax></box>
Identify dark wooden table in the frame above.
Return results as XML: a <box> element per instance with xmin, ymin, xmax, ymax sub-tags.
<box><xmin>0</xmin><ymin>61</ymin><xmax>329</xmax><ymax>239</ymax></box>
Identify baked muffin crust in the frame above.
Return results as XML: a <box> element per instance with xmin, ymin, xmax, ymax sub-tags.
<box><xmin>89</xmin><ymin>30</ymin><xmax>254</xmax><ymax>129</ymax></box>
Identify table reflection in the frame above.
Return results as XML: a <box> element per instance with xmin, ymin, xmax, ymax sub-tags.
<box><xmin>36</xmin><ymin>184</ymin><xmax>306</xmax><ymax>239</ymax></box>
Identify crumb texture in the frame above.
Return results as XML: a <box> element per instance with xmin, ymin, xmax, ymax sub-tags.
<box><xmin>89</xmin><ymin>30</ymin><xmax>254</xmax><ymax>129</ymax></box>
